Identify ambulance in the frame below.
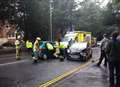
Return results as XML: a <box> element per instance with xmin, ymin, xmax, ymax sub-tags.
<box><xmin>62</xmin><ymin>31</ymin><xmax>92</xmax><ymax>61</ymax></box>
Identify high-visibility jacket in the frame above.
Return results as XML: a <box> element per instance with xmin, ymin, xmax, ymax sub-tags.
<box><xmin>26</xmin><ymin>41</ymin><xmax>33</xmax><ymax>48</ymax></box>
<box><xmin>15</xmin><ymin>40</ymin><xmax>20</xmax><ymax>49</ymax></box>
<box><xmin>60</xmin><ymin>42</ymin><xmax>67</xmax><ymax>49</ymax></box>
<box><xmin>46</xmin><ymin>43</ymin><xmax>54</xmax><ymax>50</ymax></box>
<box><xmin>54</xmin><ymin>42</ymin><xmax>67</xmax><ymax>49</ymax></box>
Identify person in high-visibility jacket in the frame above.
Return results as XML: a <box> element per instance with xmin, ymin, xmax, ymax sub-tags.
<box><xmin>15</xmin><ymin>39</ymin><xmax>21</xmax><ymax>60</ymax></box>
<box><xmin>54</xmin><ymin>41</ymin><xmax>60</xmax><ymax>58</ymax></box>
<box><xmin>59</xmin><ymin>42</ymin><xmax>67</xmax><ymax>61</ymax></box>
<box><xmin>46</xmin><ymin>42</ymin><xmax>54</xmax><ymax>59</ymax></box>
<box><xmin>32</xmin><ymin>37</ymin><xmax>41</xmax><ymax>62</ymax></box>
<box><xmin>54</xmin><ymin>39</ymin><xmax>66</xmax><ymax>61</ymax></box>
<box><xmin>26</xmin><ymin>40</ymin><xmax>33</xmax><ymax>54</ymax></box>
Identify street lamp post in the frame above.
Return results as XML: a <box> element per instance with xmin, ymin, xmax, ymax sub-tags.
<box><xmin>50</xmin><ymin>0</ymin><xmax>53</xmax><ymax>41</ymax></box>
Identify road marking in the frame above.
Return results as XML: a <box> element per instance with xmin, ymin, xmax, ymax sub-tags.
<box><xmin>39</xmin><ymin>60</ymin><xmax>92</xmax><ymax>87</ymax></box>
<box><xmin>0</xmin><ymin>59</ymin><xmax>28</xmax><ymax>66</ymax></box>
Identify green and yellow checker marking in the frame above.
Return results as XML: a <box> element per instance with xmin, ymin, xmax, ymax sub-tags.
<box><xmin>39</xmin><ymin>60</ymin><xmax>94</xmax><ymax>87</ymax></box>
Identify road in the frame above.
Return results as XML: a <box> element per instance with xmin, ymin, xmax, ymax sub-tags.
<box><xmin>52</xmin><ymin>62</ymin><xmax>109</xmax><ymax>87</ymax></box>
<box><xmin>0</xmin><ymin>47</ymin><xmax>101</xmax><ymax>87</ymax></box>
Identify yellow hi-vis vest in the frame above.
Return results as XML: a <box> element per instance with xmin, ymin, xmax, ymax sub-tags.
<box><xmin>60</xmin><ymin>42</ymin><xmax>67</xmax><ymax>49</ymax></box>
<box><xmin>26</xmin><ymin>41</ymin><xmax>33</xmax><ymax>48</ymax></box>
<box><xmin>46</xmin><ymin>43</ymin><xmax>54</xmax><ymax>50</ymax></box>
<box><xmin>15</xmin><ymin>40</ymin><xmax>20</xmax><ymax>49</ymax></box>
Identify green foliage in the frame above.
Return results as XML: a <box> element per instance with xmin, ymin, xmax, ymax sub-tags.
<box><xmin>102</xmin><ymin>0</ymin><xmax>120</xmax><ymax>34</ymax></box>
<box><xmin>52</xmin><ymin>0</ymin><xmax>76</xmax><ymax>38</ymax></box>
<box><xmin>2</xmin><ymin>0</ymin><xmax>120</xmax><ymax>41</ymax></box>
<box><xmin>25</xmin><ymin>0</ymin><xmax>77</xmax><ymax>40</ymax></box>
<box><xmin>74</xmin><ymin>1</ymin><xmax>104</xmax><ymax>36</ymax></box>
<box><xmin>24</xmin><ymin>0</ymin><xmax>52</xmax><ymax>40</ymax></box>
<box><xmin>0</xmin><ymin>0</ymin><xmax>26</xmax><ymax>29</ymax></box>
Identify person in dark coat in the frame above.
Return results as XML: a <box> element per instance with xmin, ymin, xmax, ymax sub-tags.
<box><xmin>96</xmin><ymin>34</ymin><xmax>109</xmax><ymax>67</ymax></box>
<box><xmin>106</xmin><ymin>31</ymin><xmax>120</xmax><ymax>87</ymax></box>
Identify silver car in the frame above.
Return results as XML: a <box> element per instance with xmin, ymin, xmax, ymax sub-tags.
<box><xmin>67</xmin><ymin>42</ymin><xmax>92</xmax><ymax>61</ymax></box>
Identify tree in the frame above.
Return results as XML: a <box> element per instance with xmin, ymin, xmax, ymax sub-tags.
<box><xmin>52</xmin><ymin>0</ymin><xmax>76</xmax><ymax>39</ymax></box>
<box><xmin>103</xmin><ymin>0</ymin><xmax>120</xmax><ymax>32</ymax></box>
<box><xmin>74</xmin><ymin>0</ymin><xmax>104</xmax><ymax>36</ymax></box>
<box><xmin>1</xmin><ymin>0</ymin><xmax>112</xmax><ymax>41</ymax></box>
<box><xmin>0</xmin><ymin>0</ymin><xmax>26</xmax><ymax>30</ymax></box>
<box><xmin>24</xmin><ymin>0</ymin><xmax>50</xmax><ymax>40</ymax></box>
<box><xmin>24</xmin><ymin>0</ymin><xmax>76</xmax><ymax>40</ymax></box>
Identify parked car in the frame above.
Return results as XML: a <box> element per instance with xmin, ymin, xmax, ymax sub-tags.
<box><xmin>66</xmin><ymin>42</ymin><xmax>92</xmax><ymax>61</ymax></box>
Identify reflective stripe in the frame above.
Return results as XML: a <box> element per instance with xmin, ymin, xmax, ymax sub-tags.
<box><xmin>15</xmin><ymin>40</ymin><xmax>20</xmax><ymax>49</ymax></box>
<box><xmin>47</xmin><ymin>43</ymin><xmax>54</xmax><ymax>50</ymax></box>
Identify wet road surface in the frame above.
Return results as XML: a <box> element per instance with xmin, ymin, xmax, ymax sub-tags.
<box><xmin>52</xmin><ymin>62</ymin><xmax>109</xmax><ymax>87</ymax></box>
<box><xmin>0</xmin><ymin>53</ymin><xmax>29</xmax><ymax>64</ymax></box>
<box><xmin>0</xmin><ymin>58</ymin><xmax>82</xmax><ymax>87</ymax></box>
<box><xmin>0</xmin><ymin>47</ymin><xmax>101</xmax><ymax>87</ymax></box>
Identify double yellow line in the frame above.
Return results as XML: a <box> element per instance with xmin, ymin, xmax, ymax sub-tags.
<box><xmin>39</xmin><ymin>60</ymin><xmax>92</xmax><ymax>87</ymax></box>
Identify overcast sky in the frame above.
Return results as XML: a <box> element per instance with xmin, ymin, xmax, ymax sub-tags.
<box><xmin>75</xmin><ymin>0</ymin><xmax>110</xmax><ymax>8</ymax></box>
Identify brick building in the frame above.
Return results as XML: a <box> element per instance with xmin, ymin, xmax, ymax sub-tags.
<box><xmin>0</xmin><ymin>20</ymin><xmax>16</xmax><ymax>45</ymax></box>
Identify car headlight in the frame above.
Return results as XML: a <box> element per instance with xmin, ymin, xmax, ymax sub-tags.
<box><xmin>67</xmin><ymin>49</ymin><xmax>71</xmax><ymax>53</ymax></box>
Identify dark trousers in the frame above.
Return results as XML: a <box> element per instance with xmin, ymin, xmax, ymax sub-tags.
<box><xmin>59</xmin><ymin>49</ymin><xmax>66</xmax><ymax>61</ymax></box>
<box><xmin>97</xmin><ymin>50</ymin><xmax>107</xmax><ymax>67</ymax></box>
<box><xmin>27</xmin><ymin>48</ymin><xmax>32</xmax><ymax>54</ymax></box>
<box><xmin>109</xmin><ymin>61</ymin><xmax>120</xmax><ymax>87</ymax></box>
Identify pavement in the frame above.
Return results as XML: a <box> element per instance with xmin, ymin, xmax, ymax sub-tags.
<box><xmin>0</xmin><ymin>53</ymin><xmax>30</xmax><ymax>64</ymax></box>
<box><xmin>0</xmin><ymin>47</ymin><xmax>15</xmax><ymax>55</ymax></box>
<box><xmin>0</xmin><ymin>47</ymin><xmax>27</xmax><ymax>55</ymax></box>
<box><xmin>0</xmin><ymin>38</ymin><xmax>8</xmax><ymax>46</ymax></box>
<box><xmin>52</xmin><ymin>62</ymin><xmax>109</xmax><ymax>87</ymax></box>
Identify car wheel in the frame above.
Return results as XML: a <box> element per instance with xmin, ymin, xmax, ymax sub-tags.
<box><xmin>80</xmin><ymin>54</ymin><xmax>87</xmax><ymax>62</ymax></box>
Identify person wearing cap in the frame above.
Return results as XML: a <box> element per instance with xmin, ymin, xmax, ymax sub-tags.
<box><xmin>32</xmin><ymin>37</ymin><xmax>41</xmax><ymax>62</ymax></box>
<box><xmin>46</xmin><ymin>42</ymin><xmax>54</xmax><ymax>59</ymax></box>
<box><xmin>57</xmin><ymin>39</ymin><xmax>66</xmax><ymax>61</ymax></box>
<box><xmin>96</xmin><ymin>34</ymin><xmax>109</xmax><ymax>67</ymax></box>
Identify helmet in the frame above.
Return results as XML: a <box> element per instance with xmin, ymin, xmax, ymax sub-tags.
<box><xmin>36</xmin><ymin>37</ymin><xmax>41</xmax><ymax>40</ymax></box>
